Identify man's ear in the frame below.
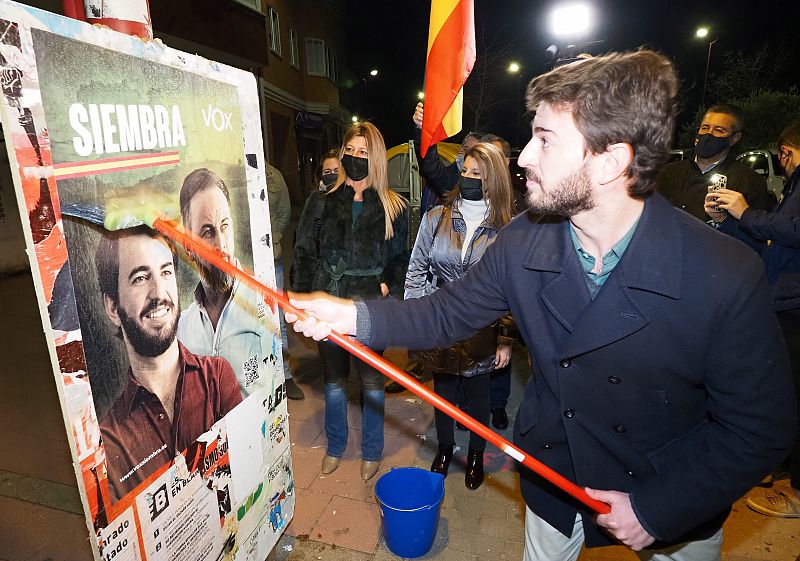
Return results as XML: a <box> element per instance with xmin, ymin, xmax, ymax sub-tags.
<box><xmin>731</xmin><ymin>131</ymin><xmax>743</xmax><ymax>146</ymax></box>
<box><xmin>596</xmin><ymin>143</ymin><xmax>633</xmax><ymax>185</ymax></box>
<box><xmin>103</xmin><ymin>293</ymin><xmax>122</xmax><ymax>328</ymax></box>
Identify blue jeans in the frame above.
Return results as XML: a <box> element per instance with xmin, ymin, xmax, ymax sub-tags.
<box><xmin>490</xmin><ymin>365</ymin><xmax>512</xmax><ymax>409</ymax></box>
<box><xmin>318</xmin><ymin>340</ymin><xmax>385</xmax><ymax>461</ymax></box>
<box><xmin>274</xmin><ymin>260</ymin><xmax>292</xmax><ymax>379</ymax></box>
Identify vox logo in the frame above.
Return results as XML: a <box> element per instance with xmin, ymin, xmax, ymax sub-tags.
<box><xmin>202</xmin><ymin>105</ymin><xmax>233</xmax><ymax>131</ymax></box>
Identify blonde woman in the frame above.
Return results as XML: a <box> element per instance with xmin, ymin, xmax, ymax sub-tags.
<box><xmin>405</xmin><ymin>142</ymin><xmax>516</xmax><ymax>490</ymax></box>
<box><xmin>292</xmin><ymin>122</ymin><xmax>409</xmax><ymax>481</ymax></box>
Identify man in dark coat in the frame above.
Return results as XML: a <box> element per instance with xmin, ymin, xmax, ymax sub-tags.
<box><xmin>705</xmin><ymin>118</ymin><xmax>800</xmax><ymax>518</ymax></box>
<box><xmin>656</xmin><ymin>104</ymin><xmax>771</xmax><ymax>221</ymax></box>
<box><xmin>286</xmin><ymin>51</ymin><xmax>796</xmax><ymax>560</ymax></box>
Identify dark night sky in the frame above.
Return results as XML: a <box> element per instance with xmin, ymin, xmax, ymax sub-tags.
<box><xmin>341</xmin><ymin>0</ymin><xmax>799</xmax><ymax>149</ymax></box>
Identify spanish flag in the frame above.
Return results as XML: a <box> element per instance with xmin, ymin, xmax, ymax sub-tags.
<box><xmin>420</xmin><ymin>0</ymin><xmax>476</xmax><ymax>157</ymax></box>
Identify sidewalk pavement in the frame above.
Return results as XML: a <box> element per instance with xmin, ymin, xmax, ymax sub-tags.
<box><xmin>0</xmin><ymin>271</ymin><xmax>798</xmax><ymax>561</ymax></box>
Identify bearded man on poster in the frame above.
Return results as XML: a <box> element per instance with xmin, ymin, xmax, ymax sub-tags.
<box><xmin>96</xmin><ymin>227</ymin><xmax>241</xmax><ymax>501</ymax></box>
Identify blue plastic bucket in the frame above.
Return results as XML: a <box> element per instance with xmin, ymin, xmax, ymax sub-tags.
<box><xmin>375</xmin><ymin>467</ymin><xmax>445</xmax><ymax>558</ymax></box>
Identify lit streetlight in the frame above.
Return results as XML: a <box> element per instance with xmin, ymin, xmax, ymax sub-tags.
<box><xmin>508</xmin><ymin>61</ymin><xmax>520</xmax><ymax>74</ymax></box>
<box><xmin>417</xmin><ymin>91</ymin><xmax>425</xmax><ymax>100</ymax></box>
<box><xmin>351</xmin><ymin>115</ymin><xmax>359</xmax><ymax>123</ymax></box>
<box><xmin>551</xmin><ymin>4</ymin><xmax>592</xmax><ymax>37</ymax></box>
<box><xmin>695</xmin><ymin>26</ymin><xmax>716</xmax><ymax>109</ymax></box>
<box><xmin>369</xmin><ymin>69</ymin><xmax>378</xmax><ymax>77</ymax></box>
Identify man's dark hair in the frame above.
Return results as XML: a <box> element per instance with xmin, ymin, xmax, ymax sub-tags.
<box><xmin>526</xmin><ymin>49</ymin><xmax>679</xmax><ymax>197</ymax></box>
<box><xmin>480</xmin><ymin>133</ymin><xmax>511</xmax><ymax>158</ymax></box>
<box><xmin>96</xmin><ymin>226</ymin><xmax>178</xmax><ymax>305</ymax></box>
<box><xmin>179</xmin><ymin>168</ymin><xmax>231</xmax><ymax>226</ymax></box>
<box><xmin>778</xmin><ymin>119</ymin><xmax>800</xmax><ymax>150</ymax></box>
<box><xmin>706</xmin><ymin>104</ymin><xmax>745</xmax><ymax>133</ymax></box>
<box><xmin>461</xmin><ymin>131</ymin><xmax>485</xmax><ymax>150</ymax></box>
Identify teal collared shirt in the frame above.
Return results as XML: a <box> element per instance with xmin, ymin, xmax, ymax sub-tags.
<box><xmin>569</xmin><ymin>218</ymin><xmax>640</xmax><ymax>299</ymax></box>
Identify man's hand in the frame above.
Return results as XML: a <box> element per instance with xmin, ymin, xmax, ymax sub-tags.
<box><xmin>703</xmin><ymin>192</ymin><xmax>728</xmax><ymax>222</ymax></box>
<box><xmin>380</xmin><ymin>282</ymin><xmax>390</xmax><ymax>297</ymax></box>
<box><xmin>412</xmin><ymin>102</ymin><xmax>424</xmax><ymax>129</ymax></box>
<box><xmin>585</xmin><ymin>488</ymin><xmax>656</xmax><ymax>551</ymax></box>
<box><xmin>495</xmin><ymin>345</ymin><xmax>512</xmax><ymax>368</ymax></box>
<box><xmin>709</xmin><ymin>188</ymin><xmax>749</xmax><ymax>220</ymax></box>
<box><xmin>285</xmin><ymin>291</ymin><xmax>357</xmax><ymax>340</ymax></box>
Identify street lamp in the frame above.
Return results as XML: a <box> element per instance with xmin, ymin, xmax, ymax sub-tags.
<box><xmin>351</xmin><ymin>115</ymin><xmax>359</xmax><ymax>123</ymax></box>
<box><xmin>508</xmin><ymin>62</ymin><xmax>523</xmax><ymax>147</ymax></box>
<box><xmin>360</xmin><ymin>69</ymin><xmax>379</xmax><ymax>118</ymax></box>
<box><xmin>696</xmin><ymin>26</ymin><xmax>716</xmax><ymax>109</ymax></box>
<box><xmin>417</xmin><ymin>91</ymin><xmax>425</xmax><ymax>100</ymax></box>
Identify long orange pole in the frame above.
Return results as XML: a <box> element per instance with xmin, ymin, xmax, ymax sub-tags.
<box><xmin>152</xmin><ymin>217</ymin><xmax>610</xmax><ymax>515</ymax></box>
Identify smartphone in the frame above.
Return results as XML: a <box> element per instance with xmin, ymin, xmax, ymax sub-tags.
<box><xmin>707</xmin><ymin>173</ymin><xmax>728</xmax><ymax>211</ymax></box>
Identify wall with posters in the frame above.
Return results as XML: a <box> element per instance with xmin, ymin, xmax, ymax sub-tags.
<box><xmin>0</xmin><ymin>2</ymin><xmax>294</xmax><ymax>560</ymax></box>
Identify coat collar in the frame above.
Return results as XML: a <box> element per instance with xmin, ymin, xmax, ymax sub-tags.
<box><xmin>522</xmin><ymin>193</ymin><xmax>682</xmax><ymax>300</ymax></box>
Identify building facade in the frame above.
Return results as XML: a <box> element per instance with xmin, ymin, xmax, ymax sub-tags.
<box><xmin>148</xmin><ymin>0</ymin><xmax>350</xmax><ymax>205</ymax></box>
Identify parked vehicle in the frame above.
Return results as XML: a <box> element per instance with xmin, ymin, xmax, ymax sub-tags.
<box><xmin>668</xmin><ymin>148</ymin><xmax>692</xmax><ymax>163</ymax></box>
<box><xmin>735</xmin><ymin>149</ymin><xmax>786</xmax><ymax>198</ymax></box>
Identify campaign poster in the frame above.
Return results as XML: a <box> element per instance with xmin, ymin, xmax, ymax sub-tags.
<box><xmin>0</xmin><ymin>2</ymin><xmax>294</xmax><ymax>560</ymax></box>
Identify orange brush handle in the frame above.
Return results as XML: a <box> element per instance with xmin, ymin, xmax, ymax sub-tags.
<box><xmin>153</xmin><ymin>218</ymin><xmax>610</xmax><ymax>515</ymax></box>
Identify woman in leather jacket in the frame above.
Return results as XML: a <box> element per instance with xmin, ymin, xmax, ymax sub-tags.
<box><xmin>292</xmin><ymin>122</ymin><xmax>409</xmax><ymax>482</ymax></box>
<box><xmin>404</xmin><ymin>142</ymin><xmax>515</xmax><ymax>489</ymax></box>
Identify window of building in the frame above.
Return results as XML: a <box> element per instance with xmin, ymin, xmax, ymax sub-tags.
<box><xmin>231</xmin><ymin>0</ymin><xmax>261</xmax><ymax>12</ymax></box>
<box><xmin>289</xmin><ymin>28</ymin><xmax>299</xmax><ymax>69</ymax></box>
<box><xmin>326</xmin><ymin>48</ymin><xmax>337</xmax><ymax>84</ymax></box>
<box><xmin>306</xmin><ymin>38</ymin><xmax>328</xmax><ymax>77</ymax></box>
<box><xmin>269</xmin><ymin>7</ymin><xmax>281</xmax><ymax>56</ymax></box>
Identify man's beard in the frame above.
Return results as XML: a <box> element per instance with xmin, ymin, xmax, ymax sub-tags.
<box><xmin>118</xmin><ymin>297</ymin><xmax>179</xmax><ymax>358</ymax></box>
<box><xmin>198</xmin><ymin>259</ymin><xmax>234</xmax><ymax>294</ymax></box>
<box><xmin>526</xmin><ymin>163</ymin><xmax>595</xmax><ymax>217</ymax></box>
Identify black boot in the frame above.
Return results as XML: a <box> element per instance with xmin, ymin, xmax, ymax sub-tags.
<box><xmin>491</xmin><ymin>407</ymin><xmax>509</xmax><ymax>430</ymax></box>
<box><xmin>464</xmin><ymin>448</ymin><xmax>484</xmax><ymax>490</ymax></box>
<box><xmin>430</xmin><ymin>444</ymin><xmax>454</xmax><ymax>477</ymax></box>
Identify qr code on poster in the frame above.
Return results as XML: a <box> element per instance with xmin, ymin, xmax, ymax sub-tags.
<box><xmin>244</xmin><ymin>354</ymin><xmax>259</xmax><ymax>387</ymax></box>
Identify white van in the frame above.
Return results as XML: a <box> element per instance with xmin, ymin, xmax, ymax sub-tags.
<box><xmin>735</xmin><ymin>149</ymin><xmax>786</xmax><ymax>198</ymax></box>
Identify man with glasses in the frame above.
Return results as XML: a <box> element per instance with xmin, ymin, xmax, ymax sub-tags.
<box><xmin>656</xmin><ymin>104</ymin><xmax>770</xmax><ymax>222</ymax></box>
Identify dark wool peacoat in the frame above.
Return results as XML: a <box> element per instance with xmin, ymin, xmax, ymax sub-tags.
<box><xmin>359</xmin><ymin>193</ymin><xmax>796</xmax><ymax>549</ymax></box>
<box><xmin>292</xmin><ymin>184</ymin><xmax>409</xmax><ymax>300</ymax></box>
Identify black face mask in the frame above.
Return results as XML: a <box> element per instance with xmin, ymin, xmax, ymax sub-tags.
<box><xmin>458</xmin><ymin>176</ymin><xmax>484</xmax><ymax>201</ymax></box>
<box><xmin>342</xmin><ymin>154</ymin><xmax>369</xmax><ymax>181</ymax></box>
<box><xmin>320</xmin><ymin>172</ymin><xmax>338</xmax><ymax>190</ymax></box>
<box><xmin>695</xmin><ymin>133</ymin><xmax>732</xmax><ymax>159</ymax></box>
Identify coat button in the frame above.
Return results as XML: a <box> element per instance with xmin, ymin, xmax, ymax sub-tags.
<box><xmin>608</xmin><ymin>376</ymin><xmax>621</xmax><ymax>384</ymax></box>
<box><xmin>564</xmin><ymin>409</ymin><xmax>575</xmax><ymax>418</ymax></box>
<box><xmin>614</xmin><ymin>424</ymin><xmax>626</xmax><ymax>433</ymax></box>
<box><xmin>627</xmin><ymin>470</ymin><xmax>636</xmax><ymax>478</ymax></box>
<box><xmin>560</xmin><ymin>359</ymin><xmax>571</xmax><ymax>368</ymax></box>
<box><xmin>542</xmin><ymin>443</ymin><xmax>552</xmax><ymax>449</ymax></box>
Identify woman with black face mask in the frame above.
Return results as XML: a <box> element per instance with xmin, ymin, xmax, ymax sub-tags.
<box><xmin>404</xmin><ymin>142</ymin><xmax>517</xmax><ymax>490</ymax></box>
<box><xmin>292</xmin><ymin>122</ymin><xmax>409</xmax><ymax>482</ymax></box>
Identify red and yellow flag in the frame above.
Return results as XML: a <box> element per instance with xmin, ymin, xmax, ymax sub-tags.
<box><xmin>420</xmin><ymin>0</ymin><xmax>476</xmax><ymax>157</ymax></box>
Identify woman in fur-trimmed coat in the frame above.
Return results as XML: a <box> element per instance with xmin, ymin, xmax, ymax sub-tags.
<box><xmin>292</xmin><ymin>122</ymin><xmax>409</xmax><ymax>482</ymax></box>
